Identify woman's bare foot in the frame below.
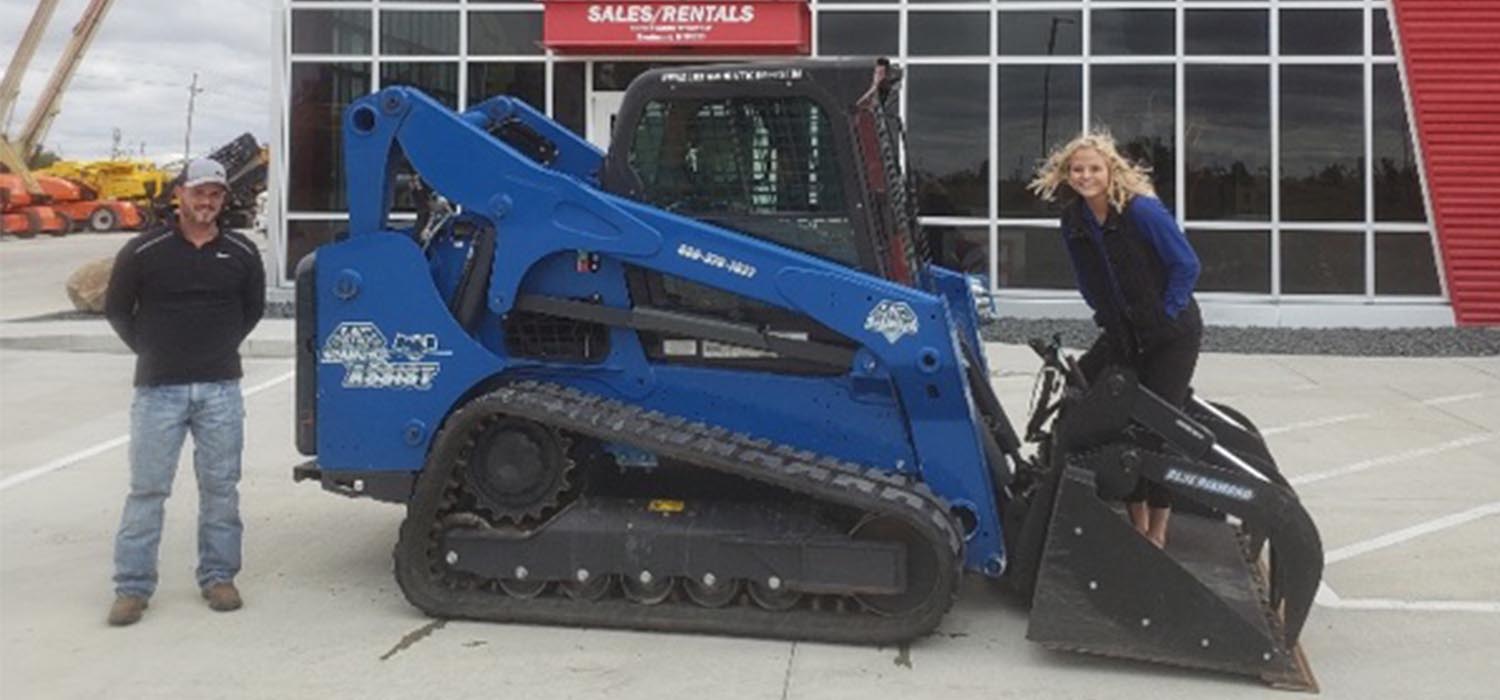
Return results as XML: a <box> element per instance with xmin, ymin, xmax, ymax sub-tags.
<box><xmin>1146</xmin><ymin>506</ymin><xmax>1171</xmax><ymax>549</ymax></box>
<box><xmin>1128</xmin><ymin>501</ymin><xmax>1150</xmax><ymax>535</ymax></box>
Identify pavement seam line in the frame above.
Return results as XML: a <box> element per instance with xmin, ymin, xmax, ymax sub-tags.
<box><xmin>780</xmin><ymin>641</ymin><xmax>797</xmax><ymax>700</ymax></box>
<box><xmin>0</xmin><ymin>370</ymin><xmax>294</xmax><ymax>492</ymax></box>
<box><xmin>1271</xmin><ymin>358</ymin><xmax>1322</xmax><ymax>387</ymax></box>
<box><xmin>379</xmin><ymin>619</ymin><xmax>448</xmax><ymax>661</ymax></box>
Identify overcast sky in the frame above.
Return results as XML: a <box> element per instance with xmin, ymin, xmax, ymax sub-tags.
<box><xmin>1</xmin><ymin>0</ymin><xmax>272</xmax><ymax>163</ymax></box>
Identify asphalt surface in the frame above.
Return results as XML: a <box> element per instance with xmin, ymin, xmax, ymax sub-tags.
<box><xmin>2</xmin><ymin>233</ymin><xmax>1497</xmax><ymax>699</ymax></box>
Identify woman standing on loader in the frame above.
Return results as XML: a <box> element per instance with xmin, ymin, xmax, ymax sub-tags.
<box><xmin>1028</xmin><ymin>131</ymin><xmax>1203</xmax><ymax>549</ymax></box>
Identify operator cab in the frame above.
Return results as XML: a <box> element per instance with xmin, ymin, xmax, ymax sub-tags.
<box><xmin>599</xmin><ymin>59</ymin><xmax>927</xmax><ymax>372</ymax></box>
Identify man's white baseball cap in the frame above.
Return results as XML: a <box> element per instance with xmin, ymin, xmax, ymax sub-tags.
<box><xmin>182</xmin><ymin>158</ymin><xmax>228</xmax><ymax>189</ymax></box>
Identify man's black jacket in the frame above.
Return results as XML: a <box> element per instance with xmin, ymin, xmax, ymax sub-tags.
<box><xmin>104</xmin><ymin>224</ymin><xmax>266</xmax><ymax>387</ymax></box>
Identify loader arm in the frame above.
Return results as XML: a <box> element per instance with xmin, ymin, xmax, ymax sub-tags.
<box><xmin>341</xmin><ymin>86</ymin><xmax>1006</xmax><ymax>573</ymax></box>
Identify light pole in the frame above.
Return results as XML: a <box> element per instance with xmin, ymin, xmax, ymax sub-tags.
<box><xmin>183</xmin><ymin>72</ymin><xmax>204</xmax><ymax>158</ymax></box>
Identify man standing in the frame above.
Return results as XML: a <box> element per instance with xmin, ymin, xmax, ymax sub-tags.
<box><xmin>103</xmin><ymin>158</ymin><xmax>265</xmax><ymax>626</ymax></box>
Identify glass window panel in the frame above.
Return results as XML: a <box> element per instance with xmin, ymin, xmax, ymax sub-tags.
<box><xmin>909</xmin><ymin>66</ymin><xmax>990</xmax><ymax>217</ymax></box>
<box><xmin>554</xmin><ymin>62</ymin><xmax>586</xmax><ymax>138</ymax></box>
<box><xmin>1185</xmin><ymin>66</ymin><xmax>1270</xmax><ymax>220</ymax></box>
<box><xmin>1091</xmin><ymin>10</ymin><xmax>1173</xmax><ymax>56</ymax></box>
<box><xmin>999</xmin><ymin>12</ymin><xmax>1082</xmax><ymax>56</ymax></box>
<box><xmin>1373</xmin><ymin>66</ymin><xmax>1425</xmax><ymax>222</ymax></box>
<box><xmin>1375</xmin><ymin>232</ymin><xmax>1441</xmax><ymax>296</ymax></box>
<box><xmin>1280</xmin><ymin>66</ymin><xmax>1363</xmax><ymax>222</ymax></box>
<box><xmin>380</xmin><ymin>62</ymin><xmax>458</xmax><ymax>109</ymax></box>
<box><xmin>380</xmin><ymin>11</ymin><xmax>459</xmax><ymax>55</ymax></box>
<box><xmin>998</xmin><ymin>227</ymin><xmax>1076</xmax><ymax>290</ymax></box>
<box><xmin>466</xmin><ymin>62</ymin><xmax>545</xmax><ymax>111</ymax></box>
<box><xmin>469</xmin><ymin>11</ymin><xmax>541</xmax><ymax>55</ymax></box>
<box><xmin>1185</xmin><ymin>230</ymin><xmax>1271</xmax><ymax>293</ymax></box>
<box><xmin>1091</xmin><ymin>65</ymin><xmax>1175</xmax><ymax>210</ymax></box>
<box><xmin>1280</xmin><ymin>10</ymin><xmax>1362</xmax><ymax>55</ymax></box>
<box><xmin>1281</xmin><ymin>231</ymin><xmax>1364</xmax><ymax>294</ymax></box>
<box><xmin>817</xmin><ymin>12</ymin><xmax>898</xmax><ymax>57</ymax></box>
<box><xmin>998</xmin><ymin>65</ymin><xmax>1081</xmax><ymax>218</ymax></box>
<box><xmin>1185</xmin><ymin>11</ymin><xmax>1267</xmax><ymax>55</ymax></box>
<box><xmin>1373</xmin><ymin>9</ymin><xmax>1395</xmax><ymax>55</ymax></box>
<box><xmin>911</xmin><ymin>12</ymin><xmax>989</xmax><ymax>57</ymax></box>
<box><xmin>289</xmin><ymin>62</ymin><xmax>370</xmax><ymax>213</ymax></box>
<box><xmin>627</xmin><ymin>97</ymin><xmax>857</xmax><ymax>266</ymax></box>
<box><xmin>292</xmin><ymin>10</ymin><xmax>371</xmax><ymax>55</ymax></box>
<box><xmin>925</xmin><ymin>226</ymin><xmax>989</xmax><ymax>276</ymax></box>
<box><xmin>285</xmin><ymin>220</ymin><xmax>348</xmax><ymax>280</ymax></box>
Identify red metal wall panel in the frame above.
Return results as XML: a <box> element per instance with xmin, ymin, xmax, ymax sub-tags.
<box><xmin>1392</xmin><ymin>0</ymin><xmax>1500</xmax><ymax>326</ymax></box>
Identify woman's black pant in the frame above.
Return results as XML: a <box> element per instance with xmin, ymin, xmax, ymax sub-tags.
<box><xmin>1076</xmin><ymin>319</ymin><xmax>1203</xmax><ymax>508</ymax></box>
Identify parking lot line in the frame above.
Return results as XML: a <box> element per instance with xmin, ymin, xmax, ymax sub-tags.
<box><xmin>0</xmin><ymin>370</ymin><xmax>294</xmax><ymax>492</ymax></box>
<box><xmin>1289</xmin><ymin>434</ymin><xmax>1495</xmax><ymax>487</ymax></box>
<box><xmin>1325</xmin><ymin>501</ymin><xmax>1500</xmax><ymax>565</ymax></box>
<box><xmin>1261</xmin><ymin>412</ymin><xmax>1374</xmax><ymax>436</ymax></box>
<box><xmin>1319</xmin><ymin>581</ymin><xmax>1500</xmax><ymax>613</ymax></box>
<box><xmin>1420</xmin><ymin>392</ymin><xmax>1486</xmax><ymax>406</ymax></box>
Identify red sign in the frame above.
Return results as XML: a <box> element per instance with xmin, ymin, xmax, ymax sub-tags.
<box><xmin>543</xmin><ymin>1</ymin><xmax>810</xmax><ymax>55</ymax></box>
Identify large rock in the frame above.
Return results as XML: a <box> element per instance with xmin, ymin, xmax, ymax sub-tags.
<box><xmin>67</xmin><ymin>257</ymin><xmax>114</xmax><ymax>313</ymax></box>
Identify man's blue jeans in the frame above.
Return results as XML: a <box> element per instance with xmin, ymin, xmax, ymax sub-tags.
<box><xmin>113</xmin><ymin>380</ymin><xmax>244</xmax><ymax>598</ymax></box>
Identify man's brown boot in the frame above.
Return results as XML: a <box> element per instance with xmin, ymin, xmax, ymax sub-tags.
<box><xmin>107</xmin><ymin>595</ymin><xmax>148</xmax><ymax>626</ymax></box>
<box><xmin>201</xmin><ymin>582</ymin><xmax>242</xmax><ymax>612</ymax></box>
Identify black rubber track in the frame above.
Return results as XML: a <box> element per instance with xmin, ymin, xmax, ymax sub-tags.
<box><xmin>394</xmin><ymin>380</ymin><xmax>965</xmax><ymax>644</ymax></box>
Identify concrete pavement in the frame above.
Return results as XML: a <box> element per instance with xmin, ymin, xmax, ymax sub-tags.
<box><xmin>0</xmin><ymin>232</ymin><xmax>148</xmax><ymax>321</ymax></box>
<box><xmin>2</xmin><ymin>232</ymin><xmax>1498</xmax><ymax>698</ymax></box>
<box><xmin>1</xmin><ymin>341</ymin><xmax>1497</xmax><ymax>698</ymax></box>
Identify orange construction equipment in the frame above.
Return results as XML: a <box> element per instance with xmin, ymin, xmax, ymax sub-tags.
<box><xmin>1</xmin><ymin>173</ymin><xmax>142</xmax><ymax>235</ymax></box>
<box><xmin>0</xmin><ymin>174</ymin><xmax>67</xmax><ymax>237</ymax></box>
<box><xmin>1</xmin><ymin>0</ymin><xmax>128</xmax><ymax>236</ymax></box>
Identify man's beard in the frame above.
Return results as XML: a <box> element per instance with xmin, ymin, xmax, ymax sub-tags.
<box><xmin>187</xmin><ymin>207</ymin><xmax>219</xmax><ymax>226</ymax></box>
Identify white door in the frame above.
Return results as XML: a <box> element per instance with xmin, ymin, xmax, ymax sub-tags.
<box><xmin>588</xmin><ymin>91</ymin><xmax>627</xmax><ymax>149</ymax></box>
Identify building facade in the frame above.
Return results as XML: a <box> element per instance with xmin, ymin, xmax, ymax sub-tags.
<box><xmin>272</xmin><ymin>0</ymin><xmax>1453</xmax><ymax>326</ymax></box>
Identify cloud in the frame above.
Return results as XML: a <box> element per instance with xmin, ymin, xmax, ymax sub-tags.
<box><xmin>0</xmin><ymin>0</ymin><xmax>271</xmax><ymax>162</ymax></box>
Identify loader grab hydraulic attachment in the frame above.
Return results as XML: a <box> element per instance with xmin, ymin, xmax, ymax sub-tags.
<box><xmin>1012</xmin><ymin>341</ymin><xmax>1320</xmax><ymax>688</ymax></box>
<box><xmin>293</xmin><ymin>59</ymin><xmax>1322</xmax><ymax>690</ymax></box>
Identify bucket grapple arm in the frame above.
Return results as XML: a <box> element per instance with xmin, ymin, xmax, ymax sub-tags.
<box><xmin>1026</xmin><ymin>368</ymin><xmax>1322</xmax><ymax>690</ymax></box>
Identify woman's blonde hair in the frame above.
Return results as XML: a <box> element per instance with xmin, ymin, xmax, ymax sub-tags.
<box><xmin>1027</xmin><ymin>130</ymin><xmax>1156</xmax><ymax>212</ymax></box>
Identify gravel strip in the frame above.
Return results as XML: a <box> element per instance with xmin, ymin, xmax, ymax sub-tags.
<box><xmin>982</xmin><ymin>317</ymin><xmax>1500</xmax><ymax>357</ymax></box>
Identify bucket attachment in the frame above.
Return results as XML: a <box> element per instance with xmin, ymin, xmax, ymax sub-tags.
<box><xmin>1024</xmin><ymin>369</ymin><xmax>1322</xmax><ymax>691</ymax></box>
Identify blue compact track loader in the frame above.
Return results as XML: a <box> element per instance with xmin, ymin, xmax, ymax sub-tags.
<box><xmin>293</xmin><ymin>59</ymin><xmax>1322</xmax><ymax>690</ymax></box>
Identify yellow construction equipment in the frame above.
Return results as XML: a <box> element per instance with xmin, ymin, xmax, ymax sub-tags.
<box><xmin>41</xmin><ymin>159</ymin><xmax>172</xmax><ymax>205</ymax></box>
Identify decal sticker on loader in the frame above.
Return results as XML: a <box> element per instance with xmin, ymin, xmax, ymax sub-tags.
<box><xmin>864</xmin><ymin>300</ymin><xmax>919</xmax><ymax>344</ymax></box>
<box><xmin>1164</xmin><ymin>468</ymin><xmax>1254</xmax><ymax>502</ymax></box>
<box><xmin>677</xmin><ymin>243</ymin><xmax>757</xmax><ymax>279</ymax></box>
<box><xmin>661</xmin><ymin>67</ymin><xmax>804</xmax><ymax>85</ymax></box>
<box><xmin>319</xmin><ymin>322</ymin><xmax>450</xmax><ymax>390</ymax></box>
